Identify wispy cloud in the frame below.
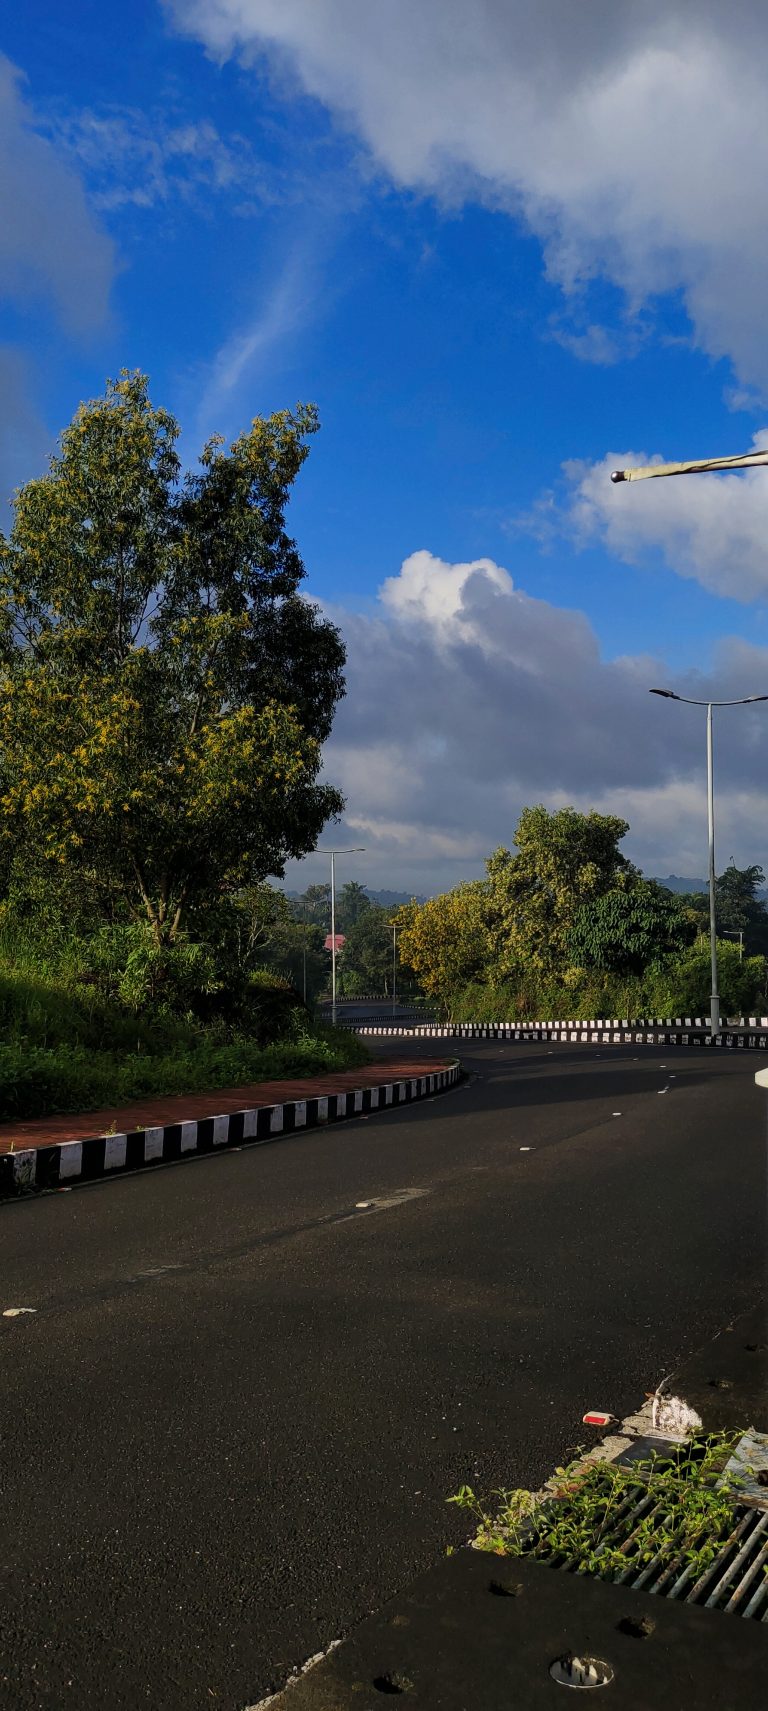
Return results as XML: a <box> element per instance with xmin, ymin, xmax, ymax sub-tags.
<box><xmin>44</xmin><ymin>105</ymin><xmax>279</xmax><ymax>215</ymax></box>
<box><xmin>192</xmin><ymin>239</ymin><xmax>320</xmax><ymax>437</ymax></box>
<box><xmin>724</xmin><ymin>384</ymin><xmax>766</xmax><ymax>415</ymax></box>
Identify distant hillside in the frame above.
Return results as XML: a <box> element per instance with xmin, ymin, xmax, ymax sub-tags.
<box><xmin>650</xmin><ymin>874</ymin><xmax>707</xmax><ymax>894</ymax></box>
<box><xmin>366</xmin><ymin>888</ymin><xmax>426</xmax><ymax>907</ymax></box>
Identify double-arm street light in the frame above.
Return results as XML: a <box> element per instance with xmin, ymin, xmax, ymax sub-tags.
<box><xmin>316</xmin><ymin>846</ymin><xmax>366</xmax><ymax>1026</ymax></box>
<box><xmin>609</xmin><ymin>445</ymin><xmax>768</xmax><ymax>1035</ymax></box>
<box><xmin>649</xmin><ymin>692</ymin><xmax>768</xmax><ymax>1036</ymax></box>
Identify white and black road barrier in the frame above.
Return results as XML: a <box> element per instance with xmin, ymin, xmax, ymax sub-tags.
<box><xmin>0</xmin><ymin>1064</ymin><xmax>461</xmax><ymax>1200</ymax></box>
<box><xmin>348</xmin><ymin>1018</ymin><xmax>768</xmax><ymax>1049</ymax></box>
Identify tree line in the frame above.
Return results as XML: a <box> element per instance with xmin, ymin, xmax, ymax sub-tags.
<box><xmin>393</xmin><ymin>806</ymin><xmax>768</xmax><ymax>1020</ymax></box>
<box><xmin>247</xmin><ymin>880</ymin><xmax>421</xmax><ymax>1004</ymax></box>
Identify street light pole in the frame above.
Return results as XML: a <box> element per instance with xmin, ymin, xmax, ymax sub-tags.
<box><xmin>330</xmin><ymin>850</ymin><xmax>336</xmax><ymax>1024</ymax></box>
<box><xmin>391</xmin><ymin>922</ymin><xmax>398</xmax><ymax>1018</ymax></box>
<box><xmin>706</xmin><ymin>701</ymin><xmax>719</xmax><ymax>1037</ymax></box>
<box><xmin>314</xmin><ymin>846</ymin><xmax>366</xmax><ymax>1027</ymax></box>
<box><xmin>649</xmin><ymin>689</ymin><xmax>768</xmax><ymax>1035</ymax></box>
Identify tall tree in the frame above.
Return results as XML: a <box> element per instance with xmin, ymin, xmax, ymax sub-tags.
<box><xmin>486</xmin><ymin>806</ymin><xmax>632</xmax><ymax>975</ymax></box>
<box><xmin>0</xmin><ymin>373</ymin><xmax>345</xmax><ymax>944</ymax></box>
<box><xmin>715</xmin><ymin>863</ymin><xmax>768</xmax><ymax>956</ymax></box>
<box><xmin>291</xmin><ymin>883</ymin><xmax>332</xmax><ymax>927</ymax></box>
<box><xmin>676</xmin><ymin>864</ymin><xmax>768</xmax><ymax>958</ymax></box>
<box><xmin>339</xmin><ymin>902</ymin><xmax>395</xmax><ymax>994</ymax></box>
<box><xmin>337</xmin><ymin>880</ymin><xmax>371</xmax><ymax>932</ymax></box>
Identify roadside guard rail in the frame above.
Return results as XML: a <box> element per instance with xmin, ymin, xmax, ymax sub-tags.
<box><xmin>344</xmin><ymin>1015</ymin><xmax>768</xmax><ymax>1049</ymax></box>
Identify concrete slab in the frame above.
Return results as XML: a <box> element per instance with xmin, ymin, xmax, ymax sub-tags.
<box><xmin>264</xmin><ymin>1546</ymin><xmax>768</xmax><ymax>1710</ymax></box>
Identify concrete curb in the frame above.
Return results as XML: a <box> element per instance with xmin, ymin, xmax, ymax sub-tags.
<box><xmin>0</xmin><ymin>1062</ymin><xmax>461</xmax><ymax>1200</ymax></box>
<box><xmin>351</xmin><ymin>1021</ymin><xmax>768</xmax><ymax>1049</ymax></box>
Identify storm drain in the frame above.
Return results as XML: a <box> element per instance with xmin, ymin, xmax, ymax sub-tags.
<box><xmin>528</xmin><ymin>1492</ymin><xmax>768</xmax><ymax>1619</ymax></box>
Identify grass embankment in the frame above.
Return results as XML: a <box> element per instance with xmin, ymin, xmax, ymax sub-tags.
<box><xmin>0</xmin><ymin>960</ymin><xmax>369</xmax><ymax>1123</ymax></box>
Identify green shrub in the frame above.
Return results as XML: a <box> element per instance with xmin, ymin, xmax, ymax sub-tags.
<box><xmin>644</xmin><ymin>939</ymin><xmax>767</xmax><ymax>1016</ymax></box>
<box><xmin>0</xmin><ymin>1024</ymin><xmax>369</xmax><ymax>1123</ymax></box>
<box><xmin>0</xmin><ymin>966</ymin><xmax>194</xmax><ymax>1053</ymax></box>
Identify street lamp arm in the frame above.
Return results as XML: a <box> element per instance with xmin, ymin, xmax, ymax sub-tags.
<box><xmin>649</xmin><ymin>689</ymin><xmax>768</xmax><ymax>707</ymax></box>
<box><xmin>611</xmin><ymin>449</ymin><xmax>768</xmax><ymax>483</ymax></box>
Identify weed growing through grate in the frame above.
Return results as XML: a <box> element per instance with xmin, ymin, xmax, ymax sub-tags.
<box><xmin>448</xmin><ymin>1434</ymin><xmax>752</xmax><ymax>1585</ymax></box>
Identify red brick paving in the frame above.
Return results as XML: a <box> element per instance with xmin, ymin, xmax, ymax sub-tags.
<box><xmin>0</xmin><ymin>1057</ymin><xmax>455</xmax><ymax>1153</ymax></box>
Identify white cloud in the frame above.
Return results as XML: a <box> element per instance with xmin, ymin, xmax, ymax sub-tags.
<box><xmin>380</xmin><ymin>549</ymin><xmax>513</xmax><ymax>629</ymax></box>
<box><xmin>549</xmin><ymin>324</ymin><xmax>623</xmax><ymax>367</ymax></box>
<box><xmin>285</xmin><ymin>551</ymin><xmax>768</xmax><ymax>895</ymax></box>
<box><xmin>566</xmin><ymin>436</ymin><xmax>768</xmax><ymax>603</ymax></box>
<box><xmin>0</xmin><ymin>56</ymin><xmax>113</xmax><ymax>334</ymax></box>
<box><xmin>724</xmin><ymin>386</ymin><xmax>765</xmax><ymax>415</ymax></box>
<box><xmin>168</xmin><ymin>1</ymin><xmax>768</xmax><ymax>386</ymax></box>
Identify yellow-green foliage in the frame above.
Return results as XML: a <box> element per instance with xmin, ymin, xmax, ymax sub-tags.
<box><xmin>396</xmin><ymin>882</ymin><xmax>492</xmax><ymax>1001</ymax></box>
<box><xmin>0</xmin><ymin>372</ymin><xmax>344</xmax><ymax>946</ymax></box>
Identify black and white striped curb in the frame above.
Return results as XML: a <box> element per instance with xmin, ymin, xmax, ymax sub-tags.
<box><xmin>0</xmin><ymin>1063</ymin><xmax>461</xmax><ymax>1200</ymax></box>
<box><xmin>349</xmin><ymin>1018</ymin><xmax>768</xmax><ymax>1049</ymax></box>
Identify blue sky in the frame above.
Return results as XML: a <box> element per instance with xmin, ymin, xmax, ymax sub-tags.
<box><xmin>4</xmin><ymin>2</ymin><xmax>768</xmax><ymax>893</ymax></box>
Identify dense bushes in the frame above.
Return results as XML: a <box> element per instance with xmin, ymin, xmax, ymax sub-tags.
<box><xmin>447</xmin><ymin>938</ymin><xmax>767</xmax><ymax>1022</ymax></box>
<box><xmin>0</xmin><ymin>914</ymin><xmax>368</xmax><ymax>1123</ymax></box>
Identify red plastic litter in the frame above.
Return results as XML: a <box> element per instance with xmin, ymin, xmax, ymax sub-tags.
<box><xmin>582</xmin><ymin>1411</ymin><xmax>617</xmax><ymax>1427</ymax></box>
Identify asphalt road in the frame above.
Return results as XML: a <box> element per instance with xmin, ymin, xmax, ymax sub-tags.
<box><xmin>1</xmin><ymin>1041</ymin><xmax>765</xmax><ymax>1710</ymax></box>
<box><xmin>318</xmin><ymin>999</ymin><xmax>432</xmax><ymax>1021</ymax></box>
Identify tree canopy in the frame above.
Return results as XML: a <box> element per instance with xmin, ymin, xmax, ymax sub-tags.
<box><xmin>675</xmin><ymin>864</ymin><xmax>768</xmax><ymax>957</ymax></box>
<box><xmin>485</xmin><ymin>806</ymin><xmax>633</xmax><ymax>974</ymax></box>
<box><xmin>568</xmin><ymin>878</ymin><xmax>694</xmax><ymax>974</ymax></box>
<box><xmin>0</xmin><ymin>373</ymin><xmax>345</xmax><ymax>944</ymax></box>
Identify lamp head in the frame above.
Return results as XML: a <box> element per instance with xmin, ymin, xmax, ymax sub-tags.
<box><xmin>649</xmin><ymin>688</ymin><xmax>679</xmax><ymax>699</ymax></box>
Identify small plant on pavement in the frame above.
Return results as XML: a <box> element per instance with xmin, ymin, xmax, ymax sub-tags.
<box><xmin>449</xmin><ymin>1433</ymin><xmax>746</xmax><ymax>1584</ymax></box>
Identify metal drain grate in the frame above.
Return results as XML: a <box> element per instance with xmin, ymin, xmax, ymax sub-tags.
<box><xmin>529</xmin><ymin>1497</ymin><xmax>768</xmax><ymax>1619</ymax></box>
